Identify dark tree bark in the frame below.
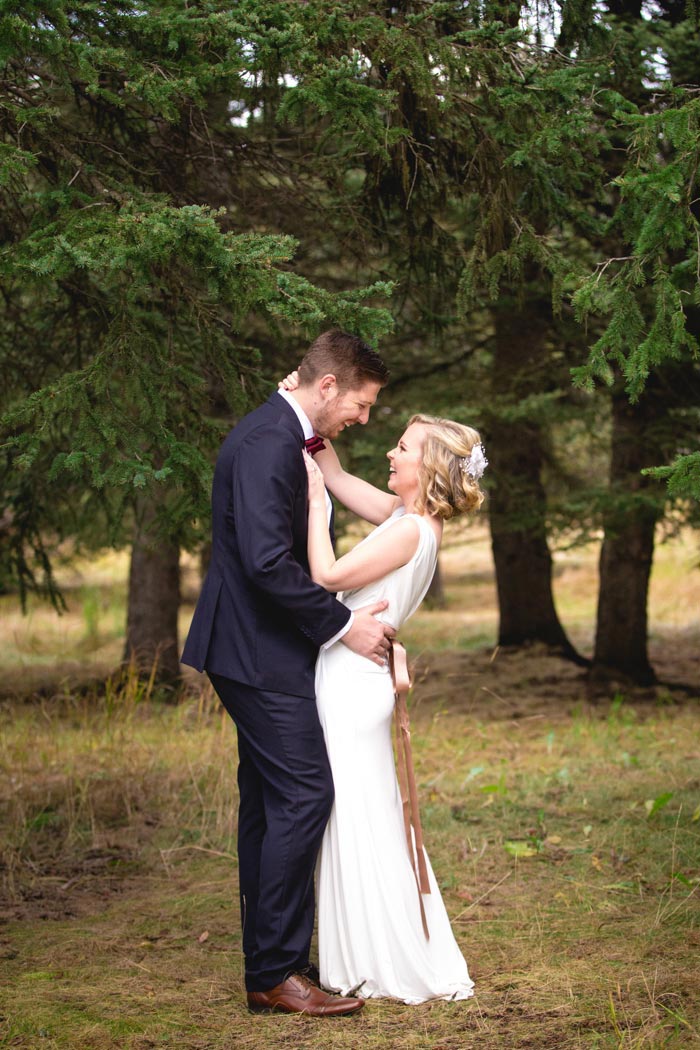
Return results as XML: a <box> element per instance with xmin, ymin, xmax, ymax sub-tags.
<box><xmin>124</xmin><ymin>497</ymin><xmax>181</xmax><ymax>686</ymax></box>
<box><xmin>424</xmin><ymin>558</ymin><xmax>446</xmax><ymax>609</ymax></box>
<box><xmin>592</xmin><ymin>377</ymin><xmax>666</xmax><ymax>685</ymax></box>
<box><xmin>486</xmin><ymin>305</ymin><xmax>584</xmax><ymax>663</ymax></box>
<box><xmin>489</xmin><ymin>427</ymin><xmax>583</xmax><ymax>660</ymax></box>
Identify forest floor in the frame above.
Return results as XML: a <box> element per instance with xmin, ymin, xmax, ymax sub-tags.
<box><xmin>1</xmin><ymin>524</ymin><xmax>699</xmax><ymax>1049</ymax></box>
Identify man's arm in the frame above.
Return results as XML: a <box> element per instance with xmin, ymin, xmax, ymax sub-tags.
<box><xmin>342</xmin><ymin>603</ymin><xmax>395</xmax><ymax>662</ymax></box>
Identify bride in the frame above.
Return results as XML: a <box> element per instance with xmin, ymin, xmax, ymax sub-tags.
<box><xmin>301</xmin><ymin>406</ymin><xmax>486</xmax><ymax>1004</ymax></box>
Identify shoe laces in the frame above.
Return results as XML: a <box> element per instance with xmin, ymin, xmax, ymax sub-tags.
<box><xmin>293</xmin><ymin>972</ymin><xmax>317</xmax><ymax>992</ymax></box>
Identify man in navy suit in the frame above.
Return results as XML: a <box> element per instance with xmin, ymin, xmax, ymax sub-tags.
<box><xmin>182</xmin><ymin>330</ymin><xmax>393</xmax><ymax>1016</ymax></box>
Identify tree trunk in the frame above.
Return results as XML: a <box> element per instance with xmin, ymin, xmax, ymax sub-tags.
<box><xmin>424</xmin><ymin>558</ymin><xmax>446</xmax><ymax>609</ymax></box>
<box><xmin>124</xmin><ymin>498</ymin><xmax>181</xmax><ymax>687</ymax></box>
<box><xmin>489</xmin><ymin>427</ymin><xmax>583</xmax><ymax>660</ymax></box>
<box><xmin>486</xmin><ymin>305</ymin><xmax>584</xmax><ymax>663</ymax></box>
<box><xmin>592</xmin><ymin>379</ymin><xmax>663</xmax><ymax>685</ymax></box>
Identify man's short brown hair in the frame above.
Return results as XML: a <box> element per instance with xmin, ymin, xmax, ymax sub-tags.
<box><xmin>298</xmin><ymin>329</ymin><xmax>389</xmax><ymax>391</ymax></box>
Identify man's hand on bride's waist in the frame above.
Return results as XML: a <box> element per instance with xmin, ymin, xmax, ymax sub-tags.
<box><xmin>341</xmin><ymin>601</ymin><xmax>395</xmax><ymax>666</ymax></box>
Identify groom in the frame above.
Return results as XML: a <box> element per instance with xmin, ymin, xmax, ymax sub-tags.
<box><xmin>181</xmin><ymin>330</ymin><xmax>393</xmax><ymax>1016</ymax></box>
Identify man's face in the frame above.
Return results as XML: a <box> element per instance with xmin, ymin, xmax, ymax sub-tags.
<box><xmin>314</xmin><ymin>379</ymin><xmax>382</xmax><ymax>439</ymax></box>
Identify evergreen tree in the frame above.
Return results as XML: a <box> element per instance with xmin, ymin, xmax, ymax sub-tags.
<box><xmin>0</xmin><ymin>1</ymin><xmax>392</xmax><ymax>682</ymax></box>
<box><xmin>568</xmin><ymin>0</ymin><xmax>700</xmax><ymax>682</ymax></box>
<box><xmin>250</xmin><ymin>0</ymin><xmax>615</xmax><ymax>660</ymax></box>
<box><xmin>3</xmin><ymin>1</ymin><xmax>697</xmax><ymax>688</ymax></box>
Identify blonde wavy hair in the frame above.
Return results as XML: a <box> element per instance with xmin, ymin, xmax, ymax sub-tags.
<box><xmin>409</xmin><ymin>414</ymin><xmax>486</xmax><ymax>520</ymax></box>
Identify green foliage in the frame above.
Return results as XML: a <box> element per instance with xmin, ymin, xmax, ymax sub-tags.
<box><xmin>569</xmin><ymin>87</ymin><xmax>700</xmax><ymax>499</ymax></box>
<box><xmin>572</xmin><ymin>96</ymin><xmax>700</xmax><ymax>390</ymax></box>
<box><xmin>1</xmin><ymin>0</ymin><xmax>699</xmax><ymax>615</ymax></box>
<box><xmin>646</xmin><ymin>452</ymin><xmax>700</xmax><ymax>502</ymax></box>
<box><xmin>0</xmin><ymin>0</ymin><xmax>393</xmax><ymax>605</ymax></box>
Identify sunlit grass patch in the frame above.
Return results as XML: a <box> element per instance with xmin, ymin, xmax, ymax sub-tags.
<box><xmin>2</xmin><ymin>523</ymin><xmax>698</xmax><ymax>696</ymax></box>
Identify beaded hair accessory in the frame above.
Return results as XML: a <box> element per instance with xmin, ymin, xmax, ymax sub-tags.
<box><xmin>460</xmin><ymin>443</ymin><xmax>488</xmax><ymax>480</ymax></box>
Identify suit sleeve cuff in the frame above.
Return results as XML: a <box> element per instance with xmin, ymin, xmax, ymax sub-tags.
<box><xmin>322</xmin><ymin>611</ymin><xmax>353</xmax><ymax>650</ymax></box>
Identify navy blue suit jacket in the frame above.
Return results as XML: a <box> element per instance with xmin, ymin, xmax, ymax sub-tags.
<box><xmin>181</xmin><ymin>393</ymin><xmax>351</xmax><ymax>698</ymax></box>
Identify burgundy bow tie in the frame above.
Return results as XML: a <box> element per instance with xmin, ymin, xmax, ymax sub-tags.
<box><xmin>304</xmin><ymin>434</ymin><xmax>326</xmax><ymax>456</ymax></box>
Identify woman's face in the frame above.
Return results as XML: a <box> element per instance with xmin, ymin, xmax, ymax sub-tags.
<box><xmin>386</xmin><ymin>423</ymin><xmax>427</xmax><ymax>498</ymax></box>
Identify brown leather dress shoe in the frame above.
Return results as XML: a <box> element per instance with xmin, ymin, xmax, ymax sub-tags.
<box><xmin>247</xmin><ymin>973</ymin><xmax>364</xmax><ymax>1017</ymax></box>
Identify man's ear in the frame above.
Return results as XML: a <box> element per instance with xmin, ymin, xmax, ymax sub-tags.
<box><xmin>318</xmin><ymin>374</ymin><xmax>338</xmax><ymax>399</ymax></box>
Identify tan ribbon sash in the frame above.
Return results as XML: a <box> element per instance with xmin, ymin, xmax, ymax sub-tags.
<box><xmin>390</xmin><ymin>641</ymin><xmax>430</xmax><ymax>939</ymax></box>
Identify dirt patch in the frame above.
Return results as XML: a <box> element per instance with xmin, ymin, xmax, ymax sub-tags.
<box><xmin>0</xmin><ymin>836</ymin><xmax>151</xmax><ymax>925</ymax></box>
<box><xmin>409</xmin><ymin>639</ymin><xmax>700</xmax><ymax>725</ymax></box>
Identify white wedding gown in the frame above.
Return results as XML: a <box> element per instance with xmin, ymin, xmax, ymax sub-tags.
<box><xmin>315</xmin><ymin>508</ymin><xmax>474</xmax><ymax>1004</ymax></box>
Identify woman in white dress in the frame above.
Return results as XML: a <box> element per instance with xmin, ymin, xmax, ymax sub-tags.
<box><xmin>302</xmin><ymin>411</ymin><xmax>486</xmax><ymax>1004</ymax></box>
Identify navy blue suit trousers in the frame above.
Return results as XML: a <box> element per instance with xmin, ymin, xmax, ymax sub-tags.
<box><xmin>210</xmin><ymin>674</ymin><xmax>334</xmax><ymax>992</ymax></box>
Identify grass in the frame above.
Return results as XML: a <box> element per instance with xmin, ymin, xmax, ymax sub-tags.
<box><xmin>1</xmin><ymin>525</ymin><xmax>699</xmax><ymax>1049</ymax></box>
<box><xmin>2</xmin><ymin>678</ymin><xmax>699</xmax><ymax>1048</ymax></box>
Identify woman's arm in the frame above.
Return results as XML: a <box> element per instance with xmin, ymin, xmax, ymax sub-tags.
<box><xmin>314</xmin><ymin>441</ymin><xmax>401</xmax><ymax>526</ymax></box>
<box><xmin>304</xmin><ymin>451</ymin><xmax>418</xmax><ymax>591</ymax></box>
<box><xmin>279</xmin><ymin>368</ymin><xmax>399</xmax><ymax>525</ymax></box>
